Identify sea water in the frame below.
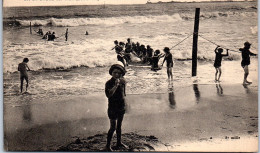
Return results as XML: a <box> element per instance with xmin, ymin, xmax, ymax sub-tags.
<box><xmin>3</xmin><ymin>1</ymin><xmax>258</xmax><ymax>104</ymax></box>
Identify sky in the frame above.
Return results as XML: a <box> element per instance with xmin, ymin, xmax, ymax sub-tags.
<box><xmin>3</xmin><ymin>0</ymin><xmax>249</xmax><ymax>7</ymax></box>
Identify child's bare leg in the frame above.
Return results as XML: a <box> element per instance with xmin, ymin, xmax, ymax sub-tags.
<box><xmin>169</xmin><ymin>68</ymin><xmax>173</xmax><ymax>80</ymax></box>
<box><xmin>106</xmin><ymin>119</ymin><xmax>116</xmax><ymax>151</ymax></box>
<box><xmin>25</xmin><ymin>77</ymin><xmax>29</xmax><ymax>92</ymax></box>
<box><xmin>218</xmin><ymin>67</ymin><xmax>222</xmax><ymax>81</ymax></box>
<box><xmin>215</xmin><ymin>68</ymin><xmax>218</xmax><ymax>81</ymax></box>
<box><xmin>243</xmin><ymin>66</ymin><xmax>249</xmax><ymax>84</ymax></box>
<box><xmin>20</xmin><ymin>78</ymin><xmax>24</xmax><ymax>93</ymax></box>
<box><xmin>116</xmin><ymin>114</ymin><xmax>127</xmax><ymax>148</ymax></box>
<box><xmin>167</xmin><ymin>68</ymin><xmax>170</xmax><ymax>80</ymax></box>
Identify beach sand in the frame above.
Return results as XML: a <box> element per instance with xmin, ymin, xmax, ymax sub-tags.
<box><xmin>4</xmin><ymin>83</ymin><xmax>258</xmax><ymax>152</ymax></box>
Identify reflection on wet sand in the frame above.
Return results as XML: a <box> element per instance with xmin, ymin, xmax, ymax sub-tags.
<box><xmin>193</xmin><ymin>84</ymin><xmax>200</xmax><ymax>103</ymax></box>
<box><xmin>20</xmin><ymin>94</ymin><xmax>33</xmax><ymax>123</ymax></box>
<box><xmin>216</xmin><ymin>83</ymin><xmax>223</xmax><ymax>96</ymax></box>
<box><xmin>242</xmin><ymin>84</ymin><xmax>250</xmax><ymax>93</ymax></box>
<box><xmin>22</xmin><ymin>104</ymin><xmax>32</xmax><ymax>122</ymax></box>
<box><xmin>168</xmin><ymin>85</ymin><xmax>176</xmax><ymax>109</ymax></box>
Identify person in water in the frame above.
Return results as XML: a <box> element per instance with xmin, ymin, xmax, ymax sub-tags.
<box><xmin>18</xmin><ymin>58</ymin><xmax>31</xmax><ymax>93</ymax></box>
<box><xmin>151</xmin><ymin>50</ymin><xmax>164</xmax><ymax>71</ymax></box>
<box><xmin>112</xmin><ymin>40</ymin><xmax>126</xmax><ymax>67</ymax></box>
<box><xmin>239</xmin><ymin>41</ymin><xmax>257</xmax><ymax>85</ymax></box>
<box><xmin>146</xmin><ymin>45</ymin><xmax>154</xmax><ymax>65</ymax></box>
<box><xmin>42</xmin><ymin>31</ymin><xmax>50</xmax><ymax>39</ymax></box>
<box><xmin>37</xmin><ymin>29</ymin><xmax>43</xmax><ymax>35</ymax></box>
<box><xmin>105</xmin><ymin>62</ymin><xmax>128</xmax><ymax>151</ymax></box>
<box><xmin>124</xmin><ymin>38</ymin><xmax>132</xmax><ymax>63</ymax></box>
<box><xmin>214</xmin><ymin>46</ymin><xmax>229</xmax><ymax>81</ymax></box>
<box><xmin>48</xmin><ymin>32</ymin><xmax>56</xmax><ymax>41</ymax></box>
<box><xmin>162</xmin><ymin>47</ymin><xmax>173</xmax><ymax>80</ymax></box>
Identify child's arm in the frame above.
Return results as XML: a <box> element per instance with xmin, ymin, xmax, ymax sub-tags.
<box><xmin>26</xmin><ymin>64</ymin><xmax>31</xmax><ymax>71</ymax></box>
<box><xmin>159</xmin><ymin>53</ymin><xmax>165</xmax><ymax>58</ymax></box>
<box><xmin>105</xmin><ymin>79</ymin><xmax>120</xmax><ymax>98</ymax></box>
<box><xmin>214</xmin><ymin>46</ymin><xmax>219</xmax><ymax>53</ymax></box>
<box><xmin>161</xmin><ymin>56</ymin><xmax>166</xmax><ymax>66</ymax></box>
<box><xmin>222</xmin><ymin>49</ymin><xmax>229</xmax><ymax>56</ymax></box>
<box><xmin>249</xmin><ymin>50</ymin><xmax>257</xmax><ymax>56</ymax></box>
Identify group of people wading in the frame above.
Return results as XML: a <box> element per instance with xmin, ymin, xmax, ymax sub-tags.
<box><xmin>112</xmin><ymin>39</ymin><xmax>257</xmax><ymax>83</ymax></box>
<box><xmin>112</xmin><ymin>38</ymin><xmax>174</xmax><ymax>79</ymax></box>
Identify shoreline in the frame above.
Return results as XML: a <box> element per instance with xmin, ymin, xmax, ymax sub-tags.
<box><xmin>4</xmin><ymin>83</ymin><xmax>258</xmax><ymax>151</ymax></box>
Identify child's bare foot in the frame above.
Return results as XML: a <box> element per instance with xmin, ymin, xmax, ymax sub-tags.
<box><xmin>116</xmin><ymin>143</ymin><xmax>128</xmax><ymax>149</ymax></box>
<box><xmin>246</xmin><ymin>80</ymin><xmax>252</xmax><ymax>84</ymax></box>
<box><xmin>105</xmin><ymin>146</ymin><xmax>113</xmax><ymax>152</ymax></box>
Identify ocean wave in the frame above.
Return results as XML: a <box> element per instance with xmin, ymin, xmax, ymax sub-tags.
<box><xmin>15</xmin><ymin>14</ymin><xmax>183</xmax><ymax>27</ymax></box>
<box><xmin>8</xmin><ymin>11</ymin><xmax>256</xmax><ymax>27</ymax></box>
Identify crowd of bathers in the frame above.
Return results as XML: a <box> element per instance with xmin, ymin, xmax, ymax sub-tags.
<box><xmin>35</xmin><ymin>28</ymin><xmax>57</xmax><ymax>41</ymax></box>
<box><xmin>112</xmin><ymin>38</ymin><xmax>167</xmax><ymax>71</ymax></box>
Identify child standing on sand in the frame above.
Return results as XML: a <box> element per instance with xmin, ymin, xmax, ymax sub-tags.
<box><xmin>239</xmin><ymin>41</ymin><xmax>257</xmax><ymax>85</ymax></box>
<box><xmin>214</xmin><ymin>46</ymin><xmax>229</xmax><ymax>82</ymax></box>
<box><xmin>105</xmin><ymin>62</ymin><xmax>127</xmax><ymax>151</ymax></box>
<box><xmin>162</xmin><ymin>47</ymin><xmax>173</xmax><ymax>80</ymax></box>
<box><xmin>18</xmin><ymin>58</ymin><xmax>30</xmax><ymax>93</ymax></box>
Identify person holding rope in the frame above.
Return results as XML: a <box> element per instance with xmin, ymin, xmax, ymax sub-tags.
<box><xmin>214</xmin><ymin>46</ymin><xmax>229</xmax><ymax>82</ymax></box>
<box><xmin>162</xmin><ymin>47</ymin><xmax>173</xmax><ymax>81</ymax></box>
<box><xmin>239</xmin><ymin>41</ymin><xmax>257</xmax><ymax>85</ymax></box>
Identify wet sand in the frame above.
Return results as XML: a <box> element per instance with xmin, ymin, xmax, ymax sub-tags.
<box><xmin>4</xmin><ymin>83</ymin><xmax>258</xmax><ymax>151</ymax></box>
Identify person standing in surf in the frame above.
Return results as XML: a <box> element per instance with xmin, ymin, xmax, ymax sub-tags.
<box><xmin>105</xmin><ymin>62</ymin><xmax>127</xmax><ymax>151</ymax></box>
<box><xmin>112</xmin><ymin>40</ymin><xmax>126</xmax><ymax>67</ymax></box>
<box><xmin>239</xmin><ymin>41</ymin><xmax>257</xmax><ymax>85</ymax></box>
<box><xmin>151</xmin><ymin>50</ymin><xmax>164</xmax><ymax>71</ymax></box>
<box><xmin>214</xmin><ymin>46</ymin><xmax>229</xmax><ymax>82</ymax></box>
<box><xmin>124</xmin><ymin>38</ymin><xmax>132</xmax><ymax>63</ymax></box>
<box><xmin>18</xmin><ymin>58</ymin><xmax>31</xmax><ymax>93</ymax></box>
<box><xmin>162</xmin><ymin>47</ymin><xmax>173</xmax><ymax>81</ymax></box>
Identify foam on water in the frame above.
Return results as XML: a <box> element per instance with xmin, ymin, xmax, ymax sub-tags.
<box><xmin>14</xmin><ymin>11</ymin><xmax>257</xmax><ymax>27</ymax></box>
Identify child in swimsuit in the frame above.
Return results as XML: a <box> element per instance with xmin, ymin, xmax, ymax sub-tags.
<box><xmin>214</xmin><ymin>46</ymin><xmax>229</xmax><ymax>81</ymax></box>
<box><xmin>105</xmin><ymin>62</ymin><xmax>128</xmax><ymax>151</ymax></box>
<box><xmin>162</xmin><ymin>47</ymin><xmax>173</xmax><ymax>80</ymax></box>
<box><xmin>18</xmin><ymin>58</ymin><xmax>30</xmax><ymax>93</ymax></box>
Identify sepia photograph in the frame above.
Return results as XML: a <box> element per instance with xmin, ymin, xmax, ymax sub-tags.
<box><xmin>3</xmin><ymin>0</ymin><xmax>258</xmax><ymax>151</ymax></box>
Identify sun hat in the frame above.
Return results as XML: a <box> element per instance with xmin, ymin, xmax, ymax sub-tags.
<box><xmin>109</xmin><ymin>61</ymin><xmax>126</xmax><ymax>76</ymax></box>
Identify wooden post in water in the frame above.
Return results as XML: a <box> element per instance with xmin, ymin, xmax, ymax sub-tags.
<box><xmin>192</xmin><ymin>8</ymin><xmax>200</xmax><ymax>76</ymax></box>
<box><xmin>30</xmin><ymin>22</ymin><xmax>32</xmax><ymax>34</ymax></box>
<box><xmin>65</xmin><ymin>28</ymin><xmax>68</xmax><ymax>41</ymax></box>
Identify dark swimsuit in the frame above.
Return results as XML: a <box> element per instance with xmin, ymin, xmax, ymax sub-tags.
<box><xmin>165</xmin><ymin>53</ymin><xmax>173</xmax><ymax>68</ymax></box>
<box><xmin>214</xmin><ymin>53</ymin><xmax>223</xmax><ymax>68</ymax></box>
<box><xmin>105</xmin><ymin>78</ymin><xmax>126</xmax><ymax>120</ymax></box>
<box><xmin>239</xmin><ymin>48</ymin><xmax>256</xmax><ymax>68</ymax></box>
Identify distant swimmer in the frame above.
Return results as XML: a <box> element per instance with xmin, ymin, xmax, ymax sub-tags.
<box><xmin>48</xmin><ymin>32</ymin><xmax>57</xmax><ymax>41</ymax></box>
<box><xmin>214</xmin><ymin>46</ymin><xmax>229</xmax><ymax>82</ymax></box>
<box><xmin>36</xmin><ymin>28</ymin><xmax>43</xmax><ymax>35</ymax></box>
<box><xmin>18</xmin><ymin>58</ymin><xmax>31</xmax><ymax>93</ymax></box>
<box><xmin>42</xmin><ymin>31</ymin><xmax>51</xmax><ymax>39</ymax></box>
<box><xmin>85</xmin><ymin>31</ymin><xmax>89</xmax><ymax>35</ymax></box>
<box><xmin>239</xmin><ymin>41</ymin><xmax>257</xmax><ymax>85</ymax></box>
<box><xmin>162</xmin><ymin>47</ymin><xmax>173</xmax><ymax>81</ymax></box>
